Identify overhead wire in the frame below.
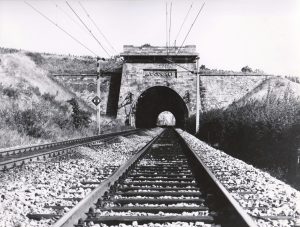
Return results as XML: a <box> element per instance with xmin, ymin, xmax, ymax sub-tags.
<box><xmin>24</xmin><ymin>1</ymin><xmax>98</xmax><ymax>57</ymax></box>
<box><xmin>53</xmin><ymin>2</ymin><xmax>98</xmax><ymax>51</ymax></box>
<box><xmin>78</xmin><ymin>1</ymin><xmax>118</xmax><ymax>55</ymax></box>
<box><xmin>165</xmin><ymin>2</ymin><xmax>206</xmax><ymax>74</ymax></box>
<box><xmin>53</xmin><ymin>2</ymin><xmax>86</xmax><ymax>33</ymax></box>
<box><xmin>177</xmin><ymin>1</ymin><xmax>206</xmax><ymax>54</ymax></box>
<box><xmin>65</xmin><ymin>1</ymin><xmax>111</xmax><ymax>57</ymax></box>
<box><xmin>174</xmin><ymin>3</ymin><xmax>193</xmax><ymax>46</ymax></box>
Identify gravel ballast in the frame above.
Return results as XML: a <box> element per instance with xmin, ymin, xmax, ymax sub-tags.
<box><xmin>0</xmin><ymin>128</ymin><xmax>162</xmax><ymax>227</ymax></box>
<box><xmin>177</xmin><ymin>129</ymin><xmax>300</xmax><ymax>227</ymax></box>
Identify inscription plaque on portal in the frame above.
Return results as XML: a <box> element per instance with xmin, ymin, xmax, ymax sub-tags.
<box><xmin>143</xmin><ymin>69</ymin><xmax>177</xmax><ymax>78</ymax></box>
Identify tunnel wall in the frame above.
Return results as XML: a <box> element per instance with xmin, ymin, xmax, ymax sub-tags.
<box><xmin>117</xmin><ymin>62</ymin><xmax>197</xmax><ymax>127</ymax></box>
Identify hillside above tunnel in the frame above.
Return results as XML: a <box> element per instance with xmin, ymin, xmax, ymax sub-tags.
<box><xmin>231</xmin><ymin>76</ymin><xmax>300</xmax><ymax>107</ymax></box>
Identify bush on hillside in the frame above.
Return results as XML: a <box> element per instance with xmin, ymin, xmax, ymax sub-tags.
<box><xmin>67</xmin><ymin>98</ymin><xmax>91</xmax><ymax>129</ymax></box>
<box><xmin>241</xmin><ymin>66</ymin><xmax>253</xmax><ymax>73</ymax></box>
<box><xmin>25</xmin><ymin>52</ymin><xmax>45</xmax><ymax>65</ymax></box>
<box><xmin>2</xmin><ymin>86</ymin><xmax>19</xmax><ymax>99</ymax></box>
<box><xmin>41</xmin><ymin>92</ymin><xmax>56</xmax><ymax>102</ymax></box>
<box><xmin>15</xmin><ymin>109</ymin><xmax>45</xmax><ymax>138</ymax></box>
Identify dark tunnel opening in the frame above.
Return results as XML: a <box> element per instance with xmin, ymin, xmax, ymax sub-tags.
<box><xmin>135</xmin><ymin>86</ymin><xmax>188</xmax><ymax>128</ymax></box>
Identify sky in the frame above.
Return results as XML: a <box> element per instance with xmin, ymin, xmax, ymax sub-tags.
<box><xmin>0</xmin><ymin>0</ymin><xmax>300</xmax><ymax>76</ymax></box>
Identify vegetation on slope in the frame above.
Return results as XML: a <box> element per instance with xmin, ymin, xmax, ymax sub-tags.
<box><xmin>196</xmin><ymin>77</ymin><xmax>300</xmax><ymax>186</ymax></box>
<box><xmin>0</xmin><ymin>84</ymin><xmax>95</xmax><ymax>148</ymax></box>
<box><xmin>0</xmin><ymin>48</ymin><xmax>128</xmax><ymax>148</ymax></box>
<box><xmin>0</xmin><ymin>52</ymin><xmax>96</xmax><ymax>148</ymax></box>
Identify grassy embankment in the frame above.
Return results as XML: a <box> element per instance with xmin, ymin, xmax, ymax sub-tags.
<box><xmin>0</xmin><ymin>48</ymin><xmax>124</xmax><ymax>148</ymax></box>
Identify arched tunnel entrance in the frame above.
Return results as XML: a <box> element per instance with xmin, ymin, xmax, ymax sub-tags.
<box><xmin>135</xmin><ymin>86</ymin><xmax>188</xmax><ymax>128</ymax></box>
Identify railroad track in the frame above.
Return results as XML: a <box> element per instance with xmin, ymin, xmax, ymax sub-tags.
<box><xmin>0</xmin><ymin>129</ymin><xmax>142</xmax><ymax>171</ymax></box>
<box><xmin>42</xmin><ymin>128</ymin><xmax>256</xmax><ymax>227</ymax></box>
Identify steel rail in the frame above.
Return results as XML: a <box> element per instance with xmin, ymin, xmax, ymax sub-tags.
<box><xmin>0</xmin><ymin>129</ymin><xmax>140</xmax><ymax>157</ymax></box>
<box><xmin>52</xmin><ymin>128</ymin><xmax>166</xmax><ymax>227</ymax></box>
<box><xmin>175</xmin><ymin>129</ymin><xmax>257</xmax><ymax>227</ymax></box>
<box><xmin>0</xmin><ymin>129</ymin><xmax>142</xmax><ymax>171</ymax></box>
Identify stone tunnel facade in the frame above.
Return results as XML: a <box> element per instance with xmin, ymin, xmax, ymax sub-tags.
<box><xmin>116</xmin><ymin>45</ymin><xmax>198</xmax><ymax>128</ymax></box>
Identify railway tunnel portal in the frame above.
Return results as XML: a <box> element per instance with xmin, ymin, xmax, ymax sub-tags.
<box><xmin>135</xmin><ymin>86</ymin><xmax>188</xmax><ymax>128</ymax></box>
<box><xmin>115</xmin><ymin>45</ymin><xmax>198</xmax><ymax>129</ymax></box>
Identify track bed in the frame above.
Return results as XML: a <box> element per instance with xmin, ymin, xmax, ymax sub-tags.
<box><xmin>55</xmin><ymin>128</ymin><xmax>255</xmax><ymax>227</ymax></box>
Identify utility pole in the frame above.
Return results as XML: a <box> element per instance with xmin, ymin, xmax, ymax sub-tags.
<box><xmin>196</xmin><ymin>57</ymin><xmax>200</xmax><ymax>133</ymax></box>
<box><xmin>96</xmin><ymin>57</ymin><xmax>102</xmax><ymax>135</ymax></box>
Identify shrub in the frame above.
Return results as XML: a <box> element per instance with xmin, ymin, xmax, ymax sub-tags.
<box><xmin>3</xmin><ymin>86</ymin><xmax>19</xmax><ymax>99</ymax></box>
<box><xmin>42</xmin><ymin>92</ymin><xmax>56</xmax><ymax>102</ymax></box>
<box><xmin>241</xmin><ymin>66</ymin><xmax>253</xmax><ymax>73</ymax></box>
<box><xmin>25</xmin><ymin>52</ymin><xmax>45</xmax><ymax>65</ymax></box>
<box><xmin>28</xmin><ymin>86</ymin><xmax>41</xmax><ymax>96</ymax></box>
<box><xmin>67</xmin><ymin>98</ymin><xmax>91</xmax><ymax>128</ymax></box>
<box><xmin>200</xmin><ymin>65</ymin><xmax>206</xmax><ymax>70</ymax></box>
<box><xmin>52</xmin><ymin>114</ymin><xmax>71</xmax><ymax>129</ymax></box>
<box><xmin>13</xmin><ymin>109</ymin><xmax>45</xmax><ymax>138</ymax></box>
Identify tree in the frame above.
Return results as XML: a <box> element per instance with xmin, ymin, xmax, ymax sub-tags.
<box><xmin>200</xmin><ymin>65</ymin><xmax>207</xmax><ymax>70</ymax></box>
<box><xmin>241</xmin><ymin>66</ymin><xmax>253</xmax><ymax>73</ymax></box>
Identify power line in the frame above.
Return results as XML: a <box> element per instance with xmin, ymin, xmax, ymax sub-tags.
<box><xmin>65</xmin><ymin>1</ymin><xmax>111</xmax><ymax>57</ymax></box>
<box><xmin>24</xmin><ymin>1</ymin><xmax>98</xmax><ymax>57</ymax></box>
<box><xmin>53</xmin><ymin>2</ymin><xmax>103</xmax><ymax>56</ymax></box>
<box><xmin>53</xmin><ymin>2</ymin><xmax>86</xmax><ymax>33</ymax></box>
<box><xmin>177</xmin><ymin>2</ymin><xmax>206</xmax><ymax>54</ymax></box>
<box><xmin>174</xmin><ymin>3</ymin><xmax>193</xmax><ymax>46</ymax></box>
<box><xmin>78</xmin><ymin>1</ymin><xmax>117</xmax><ymax>55</ymax></box>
